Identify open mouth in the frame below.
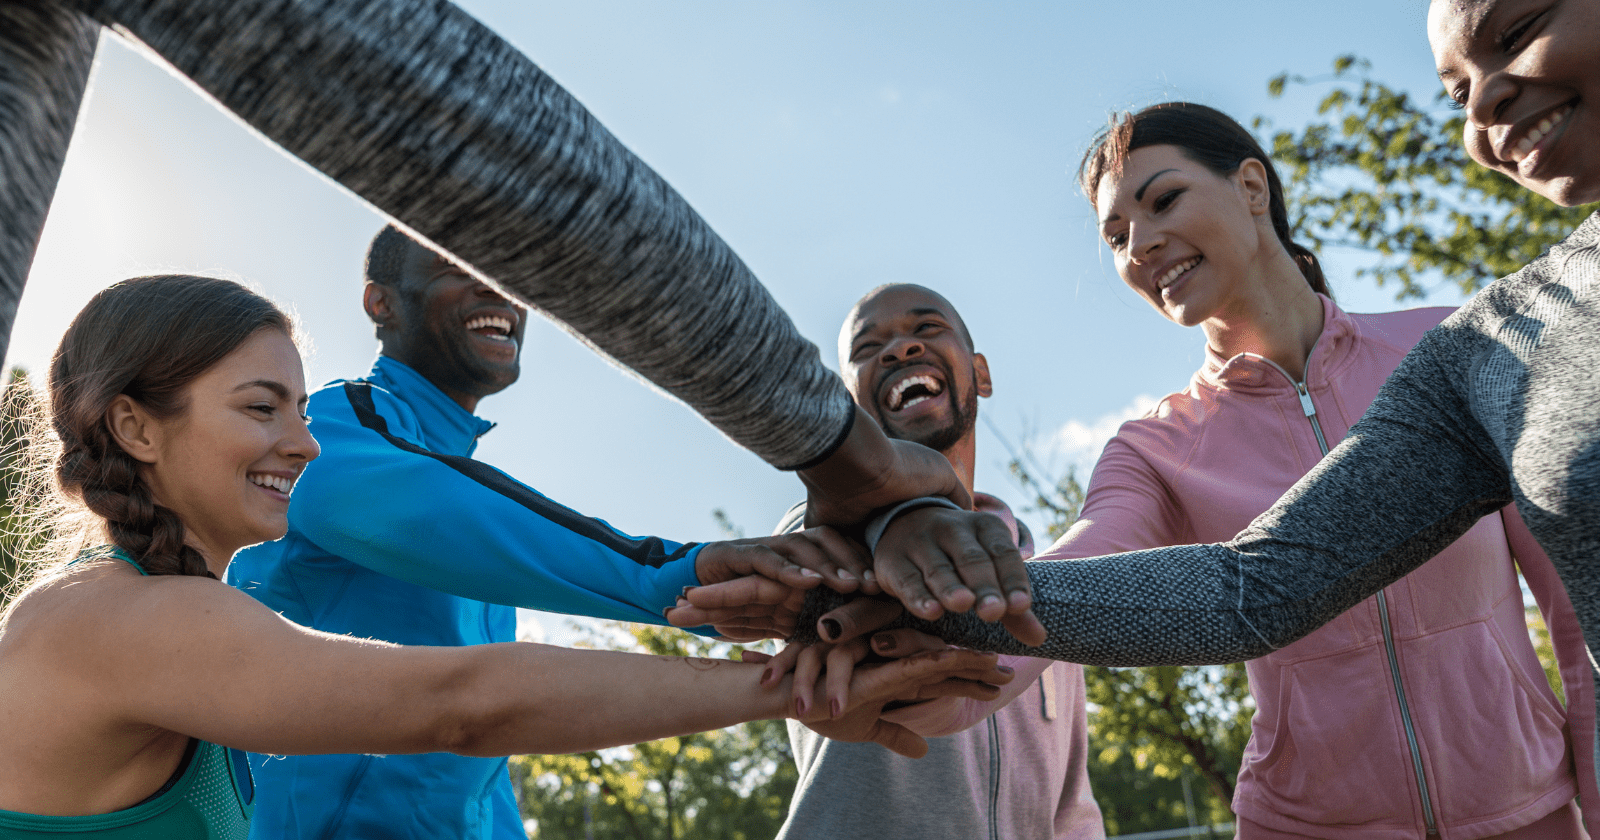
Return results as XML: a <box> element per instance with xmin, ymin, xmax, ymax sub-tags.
<box><xmin>248</xmin><ymin>472</ymin><xmax>296</xmax><ymax>498</ymax></box>
<box><xmin>885</xmin><ymin>373</ymin><xmax>945</xmax><ymax>412</ymax></box>
<box><xmin>1157</xmin><ymin>256</ymin><xmax>1202</xmax><ymax>293</ymax></box>
<box><xmin>1508</xmin><ymin>102</ymin><xmax>1574</xmax><ymax>165</ymax></box>
<box><xmin>465</xmin><ymin>314</ymin><xmax>515</xmax><ymax>342</ymax></box>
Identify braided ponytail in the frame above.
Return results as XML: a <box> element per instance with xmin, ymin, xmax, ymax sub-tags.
<box><xmin>45</xmin><ymin>275</ymin><xmax>291</xmax><ymax>578</ymax></box>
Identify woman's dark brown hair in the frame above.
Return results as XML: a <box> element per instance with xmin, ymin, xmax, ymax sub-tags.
<box><xmin>48</xmin><ymin>275</ymin><xmax>292</xmax><ymax>578</ymax></box>
<box><xmin>1078</xmin><ymin>101</ymin><xmax>1331</xmax><ymax>297</ymax></box>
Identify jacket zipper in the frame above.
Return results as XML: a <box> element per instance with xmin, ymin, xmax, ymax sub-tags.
<box><xmin>987</xmin><ymin>715</ymin><xmax>1001</xmax><ymax>840</ymax></box>
<box><xmin>1266</xmin><ymin>360</ymin><xmax>1439</xmax><ymax>835</ymax></box>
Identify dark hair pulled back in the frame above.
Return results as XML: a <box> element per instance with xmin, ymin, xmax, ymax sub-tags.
<box><xmin>48</xmin><ymin>275</ymin><xmax>291</xmax><ymax>578</ymax></box>
<box><xmin>1077</xmin><ymin>102</ymin><xmax>1330</xmax><ymax>298</ymax></box>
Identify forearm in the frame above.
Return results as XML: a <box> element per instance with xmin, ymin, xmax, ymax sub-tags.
<box><xmin>442</xmin><ymin>644</ymin><xmax>789</xmax><ymax>756</ymax></box>
<box><xmin>69</xmin><ymin>0</ymin><xmax>853</xmax><ymax>468</ymax></box>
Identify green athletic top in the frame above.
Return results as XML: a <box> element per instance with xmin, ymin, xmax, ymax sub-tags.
<box><xmin>0</xmin><ymin>547</ymin><xmax>254</xmax><ymax>839</ymax></box>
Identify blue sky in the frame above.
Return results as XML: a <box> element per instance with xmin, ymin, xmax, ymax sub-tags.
<box><xmin>15</xmin><ymin>1</ymin><xmax>1467</xmax><ymax>639</ymax></box>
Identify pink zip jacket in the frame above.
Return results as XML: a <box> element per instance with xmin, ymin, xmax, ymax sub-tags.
<box><xmin>1042</xmin><ymin>297</ymin><xmax>1596</xmax><ymax>839</ymax></box>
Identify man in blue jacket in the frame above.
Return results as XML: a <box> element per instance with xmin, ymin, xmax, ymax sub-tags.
<box><xmin>228</xmin><ymin>226</ymin><xmax>865</xmax><ymax>839</ymax></box>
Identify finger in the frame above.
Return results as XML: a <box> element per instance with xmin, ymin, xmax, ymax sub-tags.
<box><xmin>792</xmin><ymin>645</ymin><xmax>828</xmax><ymax>717</ymax></box>
<box><xmin>824</xmin><ymin>638</ymin><xmax>871</xmax><ymax>719</ymax></box>
<box><xmin>868</xmin><ymin>628</ymin><xmax>949</xmax><ymax>659</ymax></box>
<box><xmin>682</xmin><ymin>576</ymin><xmax>797</xmax><ymax>610</ymax></box>
<box><xmin>847</xmin><ymin>649</ymin><xmax>1005</xmax><ymax>705</ymax></box>
<box><xmin>712</xmin><ymin>625</ymin><xmax>783</xmax><ymax>643</ymax></box>
<box><xmin>867</xmin><ymin>721</ymin><xmax>928</xmax><ymax>759</ymax></box>
<box><xmin>765</xmin><ymin>532</ymin><xmax>861</xmax><ymax>592</ymax></box>
<box><xmin>875</xmin><ymin>552</ymin><xmax>945</xmax><ymax>621</ymax></box>
<box><xmin>760</xmin><ymin>641</ymin><xmax>806</xmax><ymax>687</ymax></box>
<box><xmin>1000</xmin><ymin>609</ymin><xmax>1048</xmax><ymax>648</ymax></box>
<box><xmin>901</xmin><ymin>537</ymin><xmax>975</xmax><ymax>616</ymax></box>
<box><xmin>912</xmin><ymin>678</ymin><xmax>1004</xmax><ymax>702</ymax></box>
<box><xmin>817</xmin><ymin>598</ymin><xmax>905</xmax><ymax>644</ymax></box>
<box><xmin>739</xmin><ymin>650</ymin><xmax>774</xmax><ymax>664</ymax></box>
<box><xmin>947</xmin><ymin>515</ymin><xmax>1021</xmax><ymax>622</ymax></box>
<box><xmin>802</xmin><ymin>527</ymin><xmax>877</xmax><ymax>593</ymax></box>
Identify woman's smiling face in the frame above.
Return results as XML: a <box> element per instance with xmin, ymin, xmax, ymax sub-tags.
<box><xmin>1096</xmin><ymin>144</ymin><xmax>1271</xmax><ymax>327</ymax></box>
<box><xmin>1430</xmin><ymin>0</ymin><xmax>1600</xmax><ymax>206</ymax></box>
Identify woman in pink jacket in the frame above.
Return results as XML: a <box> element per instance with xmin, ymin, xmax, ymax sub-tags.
<box><xmin>1060</xmin><ymin>102</ymin><xmax>1595</xmax><ymax>839</ymax></box>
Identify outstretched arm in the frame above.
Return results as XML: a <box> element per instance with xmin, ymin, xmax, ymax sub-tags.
<box><xmin>808</xmin><ymin>329</ymin><xmax>1518</xmax><ymax>665</ymax></box>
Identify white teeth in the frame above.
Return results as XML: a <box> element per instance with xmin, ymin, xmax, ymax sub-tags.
<box><xmin>887</xmin><ymin>374</ymin><xmax>943</xmax><ymax>411</ymax></box>
<box><xmin>1158</xmin><ymin>257</ymin><xmax>1202</xmax><ymax>290</ymax></box>
<box><xmin>249</xmin><ymin>474</ymin><xmax>294</xmax><ymax>495</ymax></box>
<box><xmin>465</xmin><ymin>316</ymin><xmax>514</xmax><ymax>340</ymax></box>
<box><xmin>1509</xmin><ymin>105</ymin><xmax>1572</xmax><ymax>163</ymax></box>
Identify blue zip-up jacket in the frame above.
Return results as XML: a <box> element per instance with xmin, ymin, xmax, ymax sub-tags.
<box><xmin>228</xmin><ymin>356</ymin><xmax>704</xmax><ymax>839</ymax></box>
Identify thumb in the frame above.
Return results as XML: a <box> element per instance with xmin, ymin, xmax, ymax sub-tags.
<box><xmin>867</xmin><ymin>721</ymin><xmax>928</xmax><ymax>758</ymax></box>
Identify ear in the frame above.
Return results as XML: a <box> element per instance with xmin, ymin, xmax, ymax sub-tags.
<box><xmin>1236</xmin><ymin>158</ymin><xmax>1272</xmax><ymax>217</ymax></box>
<box><xmin>972</xmin><ymin>353</ymin><xmax>993</xmax><ymax>399</ymax></box>
<box><xmin>105</xmin><ymin>394</ymin><xmax>162</xmax><ymax>465</ymax></box>
<box><xmin>363</xmin><ymin>282</ymin><xmax>395</xmax><ymax>330</ymax></box>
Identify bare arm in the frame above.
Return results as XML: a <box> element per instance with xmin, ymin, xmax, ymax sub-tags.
<box><xmin>55</xmin><ymin>574</ymin><xmax>1006</xmax><ymax>757</ymax></box>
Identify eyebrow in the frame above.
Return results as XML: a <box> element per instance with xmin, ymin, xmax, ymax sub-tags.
<box><xmin>1438</xmin><ymin>1</ymin><xmax>1497</xmax><ymax>80</ymax></box>
<box><xmin>849</xmin><ymin>307</ymin><xmax>949</xmax><ymax>346</ymax></box>
<box><xmin>234</xmin><ymin>380</ymin><xmax>309</xmax><ymax>405</ymax></box>
<box><xmin>1101</xmin><ymin>168</ymin><xmax>1181</xmax><ymax>226</ymax></box>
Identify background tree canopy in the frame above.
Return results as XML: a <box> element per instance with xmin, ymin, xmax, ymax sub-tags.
<box><xmin>1260</xmin><ymin>54</ymin><xmax>1595</xmax><ymax>300</ymax></box>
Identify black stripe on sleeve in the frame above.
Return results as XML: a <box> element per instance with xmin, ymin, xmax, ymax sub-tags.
<box><xmin>343</xmin><ymin>382</ymin><xmax>695</xmax><ymax>569</ymax></box>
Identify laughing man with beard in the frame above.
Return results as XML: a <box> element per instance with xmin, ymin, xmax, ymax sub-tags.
<box><xmin>771</xmin><ymin>283</ymin><xmax>1106</xmax><ymax>840</ymax></box>
<box><xmin>227</xmin><ymin>227</ymin><xmax>871</xmax><ymax>840</ymax></box>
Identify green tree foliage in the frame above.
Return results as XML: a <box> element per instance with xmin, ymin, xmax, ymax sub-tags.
<box><xmin>0</xmin><ymin>368</ymin><xmax>49</xmax><ymax>611</ymax></box>
<box><xmin>1259</xmin><ymin>54</ymin><xmax>1595</xmax><ymax>300</ymax></box>
<box><xmin>512</xmin><ymin>623</ymin><xmax>796</xmax><ymax>840</ymax></box>
<box><xmin>1005</xmin><ymin>456</ymin><xmax>1246</xmax><ymax>824</ymax></box>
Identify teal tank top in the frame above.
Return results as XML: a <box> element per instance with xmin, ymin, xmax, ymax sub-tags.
<box><xmin>0</xmin><ymin>547</ymin><xmax>254</xmax><ymax>839</ymax></box>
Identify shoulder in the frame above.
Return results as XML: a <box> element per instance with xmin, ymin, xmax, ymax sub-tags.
<box><xmin>1345</xmin><ymin>306</ymin><xmax>1455</xmax><ymax>350</ymax></box>
<box><xmin>306</xmin><ymin>377</ymin><xmax>424</xmax><ymax>443</ymax></box>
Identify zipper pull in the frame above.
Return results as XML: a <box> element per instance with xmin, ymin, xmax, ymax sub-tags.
<box><xmin>1296</xmin><ymin>382</ymin><xmax>1317</xmax><ymax>418</ymax></box>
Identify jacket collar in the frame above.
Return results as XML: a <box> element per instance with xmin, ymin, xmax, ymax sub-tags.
<box><xmin>1196</xmin><ymin>294</ymin><xmax>1356</xmax><ymax>393</ymax></box>
<box><xmin>367</xmin><ymin>356</ymin><xmax>496</xmax><ymax>455</ymax></box>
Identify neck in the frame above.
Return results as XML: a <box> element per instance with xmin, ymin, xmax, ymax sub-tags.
<box><xmin>381</xmin><ymin>350</ymin><xmax>481</xmax><ymax>413</ymax></box>
<box><xmin>941</xmin><ymin>433</ymin><xmax>978</xmax><ymax>494</ymax></box>
<box><xmin>1200</xmin><ymin>252</ymin><xmax>1324</xmax><ymax>381</ymax></box>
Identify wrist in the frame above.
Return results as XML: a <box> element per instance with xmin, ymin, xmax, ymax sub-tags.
<box><xmin>863</xmin><ymin>497</ymin><xmax>964</xmax><ymax>552</ymax></box>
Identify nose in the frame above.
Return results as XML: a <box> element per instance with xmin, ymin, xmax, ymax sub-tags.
<box><xmin>1465</xmin><ymin>69</ymin><xmax>1516</xmax><ymax>134</ymax></box>
<box><xmin>282</xmin><ymin>413</ymin><xmax>321</xmax><ymax>463</ymax></box>
<box><xmin>474</xmin><ymin>278</ymin><xmax>525</xmax><ymax>310</ymax></box>
<box><xmin>1127</xmin><ymin>222</ymin><xmax>1164</xmax><ymax>265</ymax></box>
<box><xmin>879</xmin><ymin>335</ymin><xmax>925</xmax><ymax>364</ymax></box>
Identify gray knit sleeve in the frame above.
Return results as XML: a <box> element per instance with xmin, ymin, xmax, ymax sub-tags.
<box><xmin>54</xmin><ymin>0</ymin><xmax>854</xmax><ymax>468</ymax></box>
<box><xmin>806</xmin><ymin>325</ymin><xmax>1517</xmax><ymax>665</ymax></box>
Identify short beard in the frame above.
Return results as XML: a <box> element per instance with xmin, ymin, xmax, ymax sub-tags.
<box><xmin>890</xmin><ymin>382</ymin><xmax>977</xmax><ymax>454</ymax></box>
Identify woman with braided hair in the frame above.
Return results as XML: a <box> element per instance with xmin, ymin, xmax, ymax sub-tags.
<box><xmin>0</xmin><ymin>274</ymin><xmax>1011</xmax><ymax>839</ymax></box>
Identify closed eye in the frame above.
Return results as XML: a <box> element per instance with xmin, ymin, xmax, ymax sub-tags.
<box><xmin>1152</xmin><ymin>188</ymin><xmax>1184</xmax><ymax>213</ymax></box>
<box><xmin>1499</xmin><ymin>9</ymin><xmax>1547</xmax><ymax>52</ymax></box>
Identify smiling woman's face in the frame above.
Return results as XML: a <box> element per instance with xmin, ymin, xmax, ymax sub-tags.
<box><xmin>1430</xmin><ymin>0</ymin><xmax>1600</xmax><ymax>206</ymax></box>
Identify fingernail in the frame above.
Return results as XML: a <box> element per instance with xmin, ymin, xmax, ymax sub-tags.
<box><xmin>762</xmin><ymin>666</ymin><xmax>776</xmax><ymax>685</ymax></box>
<box><xmin>676</xmin><ymin>597</ymin><xmax>690</xmax><ymax>608</ymax></box>
<box><xmin>873</xmin><ymin>633</ymin><xmax>897</xmax><ymax>652</ymax></box>
<box><xmin>830</xmin><ymin>698</ymin><xmax>842</xmax><ymax>718</ymax></box>
<box><xmin>836</xmin><ymin>569</ymin><xmax>856</xmax><ymax>581</ymax></box>
<box><xmin>820</xmin><ymin>618</ymin><xmax>843</xmax><ymax>641</ymax></box>
<box><xmin>862</xmin><ymin>569</ymin><xmax>876</xmax><ymax>581</ymax></box>
<box><xmin>796</xmin><ymin>696</ymin><xmax>809</xmax><ymax>716</ymax></box>
<box><xmin>681</xmin><ymin>586</ymin><xmax>695</xmax><ymax>598</ymax></box>
<box><xmin>799</xmin><ymin>568</ymin><xmax>822</xmax><ymax>578</ymax></box>
<box><xmin>997</xmin><ymin>665</ymin><xmax>1014</xmax><ymax>675</ymax></box>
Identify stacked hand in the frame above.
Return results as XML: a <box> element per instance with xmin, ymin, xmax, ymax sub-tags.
<box><xmin>677</xmin><ymin>506</ymin><xmax>1046</xmax><ymax>646</ymax></box>
<box><xmin>762</xmin><ymin>644</ymin><xmax>1013</xmax><ymax>758</ymax></box>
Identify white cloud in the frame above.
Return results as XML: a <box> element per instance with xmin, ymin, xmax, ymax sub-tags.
<box><xmin>1039</xmin><ymin>394</ymin><xmax>1160</xmax><ymax>474</ymax></box>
